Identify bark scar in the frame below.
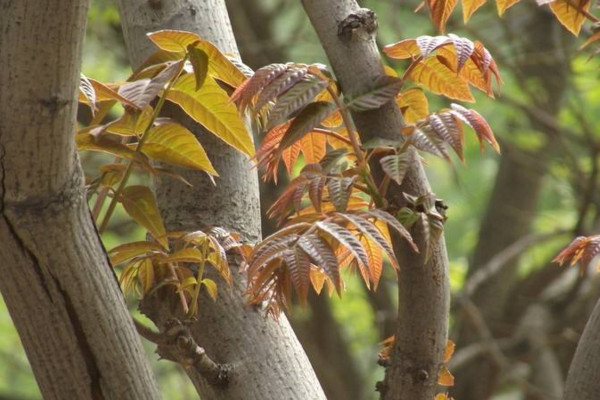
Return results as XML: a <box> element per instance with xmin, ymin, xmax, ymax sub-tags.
<box><xmin>52</xmin><ymin>274</ymin><xmax>105</xmax><ymax>400</ymax></box>
<box><xmin>337</xmin><ymin>8</ymin><xmax>378</xmax><ymax>42</ymax></box>
<box><xmin>0</xmin><ymin>145</ymin><xmax>53</xmax><ymax>299</ymax></box>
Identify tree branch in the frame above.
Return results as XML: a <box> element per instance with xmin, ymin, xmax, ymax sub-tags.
<box><xmin>301</xmin><ymin>2</ymin><xmax>450</xmax><ymax>399</ymax></box>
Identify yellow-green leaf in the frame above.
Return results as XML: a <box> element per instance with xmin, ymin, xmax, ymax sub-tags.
<box><xmin>201</xmin><ymin>278</ymin><xmax>218</xmax><ymax>301</ymax></box>
<box><xmin>143</xmin><ymin>122</ymin><xmax>217</xmax><ymax>175</ymax></box>
<box><xmin>138</xmin><ymin>258</ymin><xmax>156</xmax><ymax>294</ymax></box>
<box><xmin>106</xmin><ymin>107</ymin><xmax>154</xmax><ymax>137</ymax></box>
<box><xmin>191</xmin><ymin>40</ymin><xmax>246</xmax><ymax>88</ymax></box>
<box><xmin>179</xmin><ymin>276</ymin><xmax>198</xmax><ymax>293</ymax></box>
<box><xmin>120</xmin><ymin>186</ymin><xmax>168</xmax><ymax>248</ymax></box>
<box><xmin>168</xmin><ymin>74</ymin><xmax>255</xmax><ymax>157</ymax></box>
<box><xmin>100</xmin><ymin>163</ymin><xmax>127</xmax><ymax>188</ymax></box>
<box><xmin>148</xmin><ymin>30</ymin><xmax>203</xmax><ymax>53</ymax></box>
<box><xmin>188</xmin><ymin>46</ymin><xmax>209</xmax><ymax>90</ymax></box>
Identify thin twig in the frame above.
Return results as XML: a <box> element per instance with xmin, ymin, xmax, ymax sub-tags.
<box><xmin>460</xmin><ymin>230</ymin><xmax>568</xmax><ymax>299</ymax></box>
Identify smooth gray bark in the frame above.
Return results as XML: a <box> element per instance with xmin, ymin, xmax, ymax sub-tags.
<box><xmin>301</xmin><ymin>2</ymin><xmax>450</xmax><ymax>399</ymax></box>
<box><xmin>564</xmin><ymin>297</ymin><xmax>600</xmax><ymax>400</ymax></box>
<box><xmin>116</xmin><ymin>1</ymin><xmax>326</xmax><ymax>399</ymax></box>
<box><xmin>0</xmin><ymin>1</ymin><xmax>161</xmax><ymax>399</ymax></box>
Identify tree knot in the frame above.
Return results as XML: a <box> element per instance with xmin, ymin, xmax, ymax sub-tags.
<box><xmin>137</xmin><ymin>318</ymin><xmax>230</xmax><ymax>387</ymax></box>
<box><xmin>337</xmin><ymin>8</ymin><xmax>378</xmax><ymax>42</ymax></box>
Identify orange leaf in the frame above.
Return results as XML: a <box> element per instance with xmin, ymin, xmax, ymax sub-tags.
<box><xmin>298</xmin><ymin>131</ymin><xmax>327</xmax><ymax>164</ymax></box>
<box><xmin>548</xmin><ymin>0</ymin><xmax>591</xmax><ymax>36</ymax></box>
<box><xmin>361</xmin><ymin>235</ymin><xmax>384</xmax><ymax>289</ymax></box>
<box><xmin>438</xmin><ymin>366</ymin><xmax>455</xmax><ymax>386</ymax></box>
<box><xmin>444</xmin><ymin>340</ymin><xmax>456</xmax><ymax>362</ymax></box>
<box><xmin>397</xmin><ymin>88</ymin><xmax>430</xmax><ymax>123</ymax></box>
<box><xmin>383</xmin><ymin>39</ymin><xmax>422</xmax><ymax>59</ymax></box>
<box><xmin>462</xmin><ymin>0</ymin><xmax>487</xmax><ymax>22</ymax></box>
<box><xmin>428</xmin><ymin>0</ymin><xmax>459</xmax><ymax>33</ymax></box>
<box><xmin>496</xmin><ymin>0</ymin><xmax>522</xmax><ymax>15</ymax></box>
<box><xmin>409</xmin><ymin>57</ymin><xmax>475</xmax><ymax>102</ymax></box>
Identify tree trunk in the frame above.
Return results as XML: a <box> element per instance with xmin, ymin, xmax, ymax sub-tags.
<box><xmin>301</xmin><ymin>2</ymin><xmax>450</xmax><ymax>400</ymax></box>
<box><xmin>0</xmin><ymin>1</ymin><xmax>161</xmax><ymax>399</ymax></box>
<box><xmin>116</xmin><ymin>1</ymin><xmax>326</xmax><ymax>399</ymax></box>
<box><xmin>564</xmin><ymin>297</ymin><xmax>600</xmax><ymax>400</ymax></box>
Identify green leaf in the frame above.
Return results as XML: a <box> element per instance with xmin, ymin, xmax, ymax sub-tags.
<box><xmin>380</xmin><ymin>152</ymin><xmax>411</xmax><ymax>185</ymax></box>
<box><xmin>180</xmin><ymin>276</ymin><xmax>198</xmax><ymax>293</ymax></box>
<box><xmin>346</xmin><ymin>76</ymin><xmax>404</xmax><ymax>112</ymax></box>
<box><xmin>143</xmin><ymin>121</ymin><xmax>217</xmax><ymax>175</ymax></box>
<box><xmin>109</xmin><ymin>241</ymin><xmax>166</xmax><ymax>265</ymax></box>
<box><xmin>201</xmin><ymin>278</ymin><xmax>218</xmax><ymax>301</ymax></box>
<box><xmin>187</xmin><ymin>46</ymin><xmax>209</xmax><ymax>90</ymax></box>
<box><xmin>279</xmin><ymin>101</ymin><xmax>336</xmax><ymax>152</ymax></box>
<box><xmin>168</xmin><ymin>74</ymin><xmax>255</xmax><ymax>157</ymax></box>
<box><xmin>120</xmin><ymin>186</ymin><xmax>168</xmax><ymax>248</ymax></box>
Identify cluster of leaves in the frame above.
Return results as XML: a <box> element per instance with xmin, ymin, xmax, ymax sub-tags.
<box><xmin>111</xmin><ymin>228</ymin><xmax>242</xmax><ymax>316</ymax></box>
<box><xmin>423</xmin><ymin>0</ymin><xmax>598</xmax><ymax>37</ymax></box>
<box><xmin>554</xmin><ymin>235</ymin><xmax>600</xmax><ymax>273</ymax></box>
<box><xmin>231</xmin><ymin>33</ymin><xmax>501</xmax><ymax>314</ymax></box>
<box><xmin>383</xmin><ymin>34</ymin><xmax>500</xmax><ymax>102</ymax></box>
<box><xmin>78</xmin><ymin>30</ymin><xmax>254</xmax><ymax>311</ymax></box>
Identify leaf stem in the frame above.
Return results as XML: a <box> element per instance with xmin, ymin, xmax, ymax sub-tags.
<box><xmin>400</xmin><ymin>56</ymin><xmax>423</xmax><ymax>87</ymax></box>
<box><xmin>188</xmin><ymin>239</ymin><xmax>209</xmax><ymax>316</ymax></box>
<box><xmin>326</xmin><ymin>86</ymin><xmax>385</xmax><ymax>207</ymax></box>
<box><xmin>98</xmin><ymin>58</ymin><xmax>187</xmax><ymax>234</ymax></box>
<box><xmin>326</xmin><ymin>86</ymin><xmax>364</xmax><ymax>164</ymax></box>
<box><xmin>169</xmin><ymin>263</ymin><xmax>190</xmax><ymax>314</ymax></box>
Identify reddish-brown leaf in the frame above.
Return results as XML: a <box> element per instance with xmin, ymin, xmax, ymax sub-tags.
<box><xmin>450</xmin><ymin>104</ymin><xmax>499</xmax><ymax>153</ymax></box>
